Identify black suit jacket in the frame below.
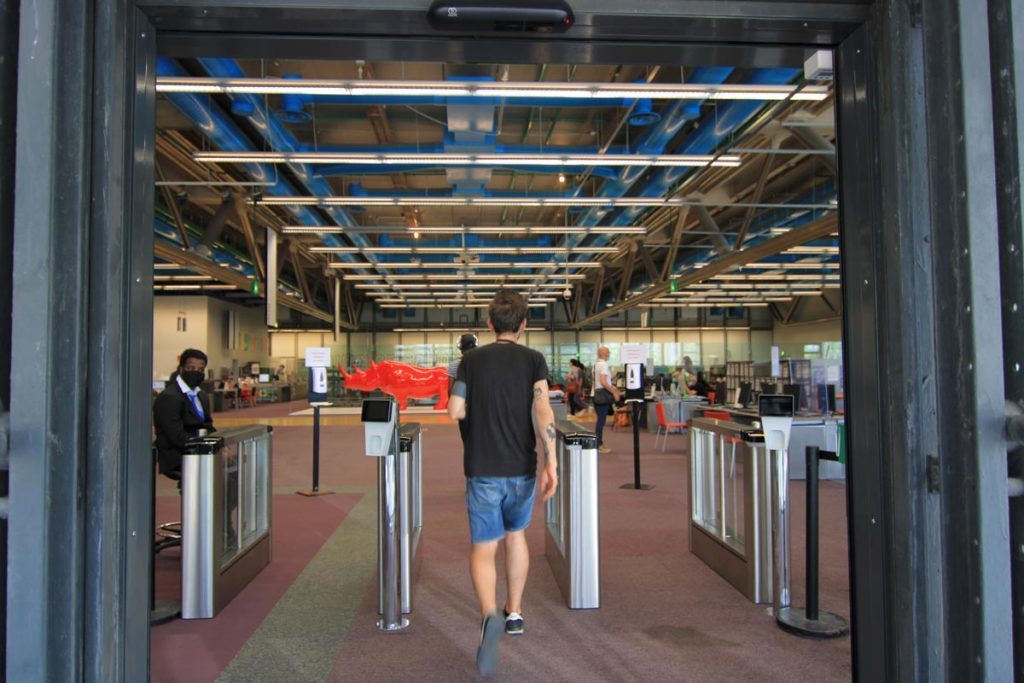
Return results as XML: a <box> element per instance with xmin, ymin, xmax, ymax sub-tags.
<box><xmin>153</xmin><ymin>375</ymin><xmax>215</xmax><ymax>476</ymax></box>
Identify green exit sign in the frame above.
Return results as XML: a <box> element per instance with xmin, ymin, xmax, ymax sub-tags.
<box><xmin>251</xmin><ymin>280</ymin><xmax>260</xmax><ymax>295</ymax></box>
<box><xmin>670</xmin><ymin>280</ymin><xmax>678</xmax><ymax>292</ymax></box>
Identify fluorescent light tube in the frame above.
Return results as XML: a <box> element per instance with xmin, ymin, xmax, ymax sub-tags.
<box><xmin>158</xmin><ymin>77</ymin><xmax>830</xmax><ymax>102</ymax></box>
<box><xmin>192</xmin><ymin>151</ymin><xmax>741</xmax><ymax>169</ymax></box>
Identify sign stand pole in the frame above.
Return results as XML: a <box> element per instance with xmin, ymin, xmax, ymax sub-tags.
<box><xmin>298</xmin><ymin>403</ymin><xmax>335</xmax><ymax>497</ymax></box>
<box><xmin>619</xmin><ymin>398</ymin><xmax>654</xmax><ymax>491</ymax></box>
<box><xmin>298</xmin><ymin>347</ymin><xmax>335</xmax><ymax>497</ymax></box>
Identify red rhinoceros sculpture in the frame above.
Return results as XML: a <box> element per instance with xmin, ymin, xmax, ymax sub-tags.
<box><xmin>339</xmin><ymin>360</ymin><xmax>450</xmax><ymax>411</ymax></box>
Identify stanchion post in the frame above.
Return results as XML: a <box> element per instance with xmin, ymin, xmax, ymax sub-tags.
<box><xmin>806</xmin><ymin>445</ymin><xmax>820</xmax><ymax>621</ymax></box>
<box><xmin>775</xmin><ymin>444</ymin><xmax>848</xmax><ymax>638</ymax></box>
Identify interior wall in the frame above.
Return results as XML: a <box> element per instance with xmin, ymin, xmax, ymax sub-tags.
<box><xmin>153</xmin><ymin>296</ymin><xmax>272</xmax><ymax>380</ymax></box>
<box><xmin>206</xmin><ymin>297</ymin><xmax>271</xmax><ymax>378</ymax></box>
<box><xmin>772</xmin><ymin>318</ymin><xmax>843</xmax><ymax>358</ymax></box>
<box><xmin>152</xmin><ymin>296</ymin><xmax>209</xmax><ymax>380</ymax></box>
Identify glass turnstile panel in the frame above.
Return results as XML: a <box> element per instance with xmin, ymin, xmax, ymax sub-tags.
<box><xmin>545</xmin><ymin>438</ymin><xmax>566</xmax><ymax>556</ymax></box>
<box><xmin>221</xmin><ymin>444</ymin><xmax>241</xmax><ymax>567</ymax></box>
<box><xmin>691</xmin><ymin>428</ymin><xmax>746</xmax><ymax>557</ymax></box>
<box><xmin>221</xmin><ymin>436</ymin><xmax>271</xmax><ymax>570</ymax></box>
<box><xmin>721</xmin><ymin>439</ymin><xmax>746</xmax><ymax>554</ymax></box>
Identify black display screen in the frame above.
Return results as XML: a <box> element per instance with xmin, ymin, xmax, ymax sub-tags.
<box><xmin>758</xmin><ymin>394</ymin><xmax>794</xmax><ymax>418</ymax></box>
<box><xmin>361</xmin><ymin>399</ymin><xmax>393</xmax><ymax>423</ymax></box>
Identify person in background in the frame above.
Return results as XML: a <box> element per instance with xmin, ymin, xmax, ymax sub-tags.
<box><xmin>681</xmin><ymin>356</ymin><xmax>697</xmax><ymax>387</ymax></box>
<box><xmin>447</xmin><ymin>333</ymin><xmax>479</xmax><ymax>393</ymax></box>
<box><xmin>691</xmin><ymin>371</ymin><xmax>713</xmax><ymax>398</ymax></box>
<box><xmin>153</xmin><ymin>348</ymin><xmax>215</xmax><ymax>478</ymax></box>
<box><xmin>564</xmin><ymin>359</ymin><xmax>584</xmax><ymax>415</ymax></box>
<box><xmin>593</xmin><ymin>346</ymin><xmax>623</xmax><ymax>454</ymax></box>
<box><xmin>448</xmin><ymin>290</ymin><xmax>558</xmax><ymax>678</ymax></box>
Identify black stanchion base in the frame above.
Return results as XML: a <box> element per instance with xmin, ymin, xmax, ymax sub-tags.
<box><xmin>776</xmin><ymin>607</ymin><xmax>849</xmax><ymax>639</ymax></box>
<box><xmin>150</xmin><ymin>600</ymin><xmax>181</xmax><ymax>626</ymax></box>
<box><xmin>619</xmin><ymin>483</ymin><xmax>655</xmax><ymax>491</ymax></box>
<box><xmin>296</xmin><ymin>489</ymin><xmax>335</xmax><ymax>497</ymax></box>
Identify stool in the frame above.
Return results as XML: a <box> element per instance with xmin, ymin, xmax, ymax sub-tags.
<box><xmin>154</xmin><ymin>447</ymin><xmax>182</xmax><ymax>554</ymax></box>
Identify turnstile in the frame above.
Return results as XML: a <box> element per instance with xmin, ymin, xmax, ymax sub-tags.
<box><xmin>180</xmin><ymin>425</ymin><xmax>273</xmax><ymax>619</ymax></box>
<box><xmin>362</xmin><ymin>397</ymin><xmax>424</xmax><ymax>631</ymax></box>
<box><xmin>545</xmin><ymin>420</ymin><xmax>600</xmax><ymax>609</ymax></box>
<box><xmin>397</xmin><ymin>423</ymin><xmax>423</xmax><ymax>614</ymax></box>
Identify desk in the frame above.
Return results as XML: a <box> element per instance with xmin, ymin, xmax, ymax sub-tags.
<box><xmin>216</xmin><ymin>388</ymin><xmax>238</xmax><ymax>410</ymax></box>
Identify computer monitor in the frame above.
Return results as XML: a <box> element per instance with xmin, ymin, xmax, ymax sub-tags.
<box><xmin>713</xmin><ymin>382</ymin><xmax>728</xmax><ymax>405</ymax></box>
<box><xmin>760</xmin><ymin>382</ymin><xmax>777</xmax><ymax>396</ymax></box>
<box><xmin>783</xmin><ymin>383</ymin><xmax>803</xmax><ymax>411</ymax></box>
<box><xmin>258</xmin><ymin>373</ymin><xmax>270</xmax><ymax>383</ymax></box>
<box><xmin>738</xmin><ymin>382</ymin><xmax>753</xmax><ymax>408</ymax></box>
<box><xmin>817</xmin><ymin>384</ymin><xmax>837</xmax><ymax>413</ymax></box>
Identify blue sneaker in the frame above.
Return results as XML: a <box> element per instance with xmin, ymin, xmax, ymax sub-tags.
<box><xmin>476</xmin><ymin>612</ymin><xmax>503</xmax><ymax>678</ymax></box>
<box><xmin>504</xmin><ymin>609</ymin><xmax>524</xmax><ymax>635</ymax></box>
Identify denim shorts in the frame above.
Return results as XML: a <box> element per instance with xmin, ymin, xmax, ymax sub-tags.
<box><xmin>465</xmin><ymin>475</ymin><xmax>537</xmax><ymax>544</ymax></box>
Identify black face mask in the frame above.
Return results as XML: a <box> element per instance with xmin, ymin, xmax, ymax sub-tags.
<box><xmin>181</xmin><ymin>370</ymin><xmax>205</xmax><ymax>389</ymax></box>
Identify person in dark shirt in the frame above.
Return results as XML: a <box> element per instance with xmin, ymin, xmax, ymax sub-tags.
<box><xmin>153</xmin><ymin>348</ymin><xmax>215</xmax><ymax>477</ymax></box>
<box><xmin>448</xmin><ymin>289</ymin><xmax>557</xmax><ymax>678</ymax></box>
<box><xmin>691</xmin><ymin>371</ymin><xmax>713</xmax><ymax>398</ymax></box>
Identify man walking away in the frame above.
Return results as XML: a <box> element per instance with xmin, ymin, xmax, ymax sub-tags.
<box><xmin>593</xmin><ymin>346</ymin><xmax>622</xmax><ymax>454</ymax></box>
<box><xmin>448</xmin><ymin>289</ymin><xmax>558</xmax><ymax>678</ymax></box>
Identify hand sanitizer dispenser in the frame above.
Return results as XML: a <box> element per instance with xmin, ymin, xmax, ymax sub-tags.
<box><xmin>625</xmin><ymin>362</ymin><xmax>645</xmax><ymax>401</ymax></box>
<box><xmin>362</xmin><ymin>398</ymin><xmax>397</xmax><ymax>457</ymax></box>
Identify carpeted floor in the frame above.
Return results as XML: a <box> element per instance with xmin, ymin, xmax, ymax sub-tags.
<box><xmin>151</xmin><ymin>403</ymin><xmax>852</xmax><ymax>682</ymax></box>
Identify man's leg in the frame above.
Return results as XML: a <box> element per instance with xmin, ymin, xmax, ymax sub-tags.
<box><xmin>595</xmin><ymin>403</ymin><xmax>608</xmax><ymax>446</ymax></box>
<box><xmin>470</xmin><ymin>540</ymin><xmax>500</xmax><ymax>617</ymax></box>
<box><xmin>504</xmin><ymin>530</ymin><xmax>529</xmax><ymax>614</ymax></box>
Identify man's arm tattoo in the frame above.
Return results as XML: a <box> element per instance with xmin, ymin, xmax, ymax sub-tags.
<box><xmin>546</xmin><ymin>423</ymin><xmax>556</xmax><ymax>441</ymax></box>
<box><xmin>533</xmin><ymin>386</ymin><xmax>544</xmax><ymax>402</ymax></box>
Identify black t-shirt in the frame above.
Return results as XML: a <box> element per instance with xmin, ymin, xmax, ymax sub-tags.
<box><xmin>455</xmin><ymin>340</ymin><xmax>549</xmax><ymax>477</ymax></box>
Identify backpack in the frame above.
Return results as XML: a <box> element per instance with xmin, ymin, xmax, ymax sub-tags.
<box><xmin>581</xmin><ymin>367</ymin><xmax>593</xmax><ymax>394</ymax></box>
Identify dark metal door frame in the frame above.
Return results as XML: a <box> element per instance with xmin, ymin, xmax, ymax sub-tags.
<box><xmin>6</xmin><ymin>1</ymin><xmax>1016</xmax><ymax>680</ymax></box>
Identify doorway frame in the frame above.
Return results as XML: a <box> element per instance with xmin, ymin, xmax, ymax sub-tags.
<box><xmin>6</xmin><ymin>1</ymin><xmax>1014</xmax><ymax>680</ymax></box>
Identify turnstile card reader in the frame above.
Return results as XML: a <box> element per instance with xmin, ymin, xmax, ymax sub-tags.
<box><xmin>362</xmin><ymin>398</ymin><xmax>397</xmax><ymax>457</ymax></box>
<box><xmin>758</xmin><ymin>394</ymin><xmax>794</xmax><ymax>451</ymax></box>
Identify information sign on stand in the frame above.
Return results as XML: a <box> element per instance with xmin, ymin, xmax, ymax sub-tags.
<box><xmin>298</xmin><ymin>347</ymin><xmax>334</xmax><ymax>497</ymax></box>
<box><xmin>620</xmin><ymin>345</ymin><xmax>653</xmax><ymax>491</ymax></box>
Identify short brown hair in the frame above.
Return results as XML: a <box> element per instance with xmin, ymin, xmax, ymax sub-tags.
<box><xmin>488</xmin><ymin>289</ymin><xmax>528</xmax><ymax>334</ymax></box>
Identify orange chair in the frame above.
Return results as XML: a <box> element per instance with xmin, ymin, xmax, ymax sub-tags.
<box><xmin>703</xmin><ymin>410</ymin><xmax>732</xmax><ymax>421</ymax></box>
<box><xmin>654</xmin><ymin>402</ymin><xmax>687</xmax><ymax>452</ymax></box>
